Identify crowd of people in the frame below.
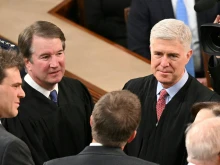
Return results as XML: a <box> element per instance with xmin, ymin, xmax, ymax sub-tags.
<box><xmin>0</xmin><ymin>3</ymin><xmax>220</xmax><ymax>165</ymax></box>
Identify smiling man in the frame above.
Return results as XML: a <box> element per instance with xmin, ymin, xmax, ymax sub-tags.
<box><xmin>2</xmin><ymin>21</ymin><xmax>93</xmax><ymax>165</ymax></box>
<box><xmin>0</xmin><ymin>48</ymin><xmax>34</xmax><ymax>165</ymax></box>
<box><xmin>123</xmin><ymin>19</ymin><xmax>220</xmax><ymax>165</ymax></box>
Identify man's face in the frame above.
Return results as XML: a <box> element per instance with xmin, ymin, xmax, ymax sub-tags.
<box><xmin>0</xmin><ymin>67</ymin><xmax>25</xmax><ymax>118</ymax></box>
<box><xmin>25</xmin><ymin>35</ymin><xmax>65</xmax><ymax>90</ymax></box>
<box><xmin>150</xmin><ymin>39</ymin><xmax>192</xmax><ymax>88</ymax></box>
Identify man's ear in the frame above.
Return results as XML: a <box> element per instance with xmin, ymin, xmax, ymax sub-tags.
<box><xmin>127</xmin><ymin>130</ymin><xmax>137</xmax><ymax>143</ymax></box>
<box><xmin>90</xmin><ymin>115</ymin><xmax>93</xmax><ymax>127</ymax></box>
<box><xmin>24</xmin><ymin>58</ymin><xmax>31</xmax><ymax>72</ymax></box>
<box><xmin>186</xmin><ymin>49</ymin><xmax>193</xmax><ymax>62</ymax></box>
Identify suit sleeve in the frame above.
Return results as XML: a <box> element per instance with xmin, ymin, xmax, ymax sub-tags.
<box><xmin>2</xmin><ymin>139</ymin><xmax>34</xmax><ymax>165</ymax></box>
<box><xmin>127</xmin><ymin>0</ymin><xmax>151</xmax><ymax>59</ymax></box>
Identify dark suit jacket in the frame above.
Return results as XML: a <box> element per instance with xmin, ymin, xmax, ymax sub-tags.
<box><xmin>44</xmin><ymin>146</ymin><xmax>158</xmax><ymax>165</ymax></box>
<box><xmin>127</xmin><ymin>0</ymin><xmax>220</xmax><ymax>60</ymax></box>
<box><xmin>84</xmin><ymin>0</ymin><xmax>131</xmax><ymax>47</ymax></box>
<box><xmin>0</xmin><ymin>125</ymin><xmax>34</xmax><ymax>165</ymax></box>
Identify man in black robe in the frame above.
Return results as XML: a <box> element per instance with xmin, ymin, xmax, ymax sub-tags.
<box><xmin>2</xmin><ymin>21</ymin><xmax>93</xmax><ymax>165</ymax></box>
<box><xmin>123</xmin><ymin>19</ymin><xmax>220</xmax><ymax>165</ymax></box>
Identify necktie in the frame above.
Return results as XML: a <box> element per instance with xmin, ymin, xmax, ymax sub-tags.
<box><xmin>176</xmin><ymin>0</ymin><xmax>188</xmax><ymax>25</ymax></box>
<box><xmin>176</xmin><ymin>0</ymin><xmax>195</xmax><ymax>77</ymax></box>
<box><xmin>50</xmin><ymin>90</ymin><xmax>58</xmax><ymax>104</ymax></box>
<box><xmin>156</xmin><ymin>89</ymin><xmax>168</xmax><ymax>121</ymax></box>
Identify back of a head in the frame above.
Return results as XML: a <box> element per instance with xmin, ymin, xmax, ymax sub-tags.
<box><xmin>186</xmin><ymin>117</ymin><xmax>220</xmax><ymax>164</ymax></box>
<box><xmin>150</xmin><ymin>19</ymin><xmax>192</xmax><ymax>50</ymax></box>
<box><xmin>18</xmin><ymin>20</ymin><xmax>66</xmax><ymax>60</ymax></box>
<box><xmin>0</xmin><ymin>48</ymin><xmax>23</xmax><ymax>84</ymax></box>
<box><xmin>91</xmin><ymin>90</ymin><xmax>141</xmax><ymax>148</ymax></box>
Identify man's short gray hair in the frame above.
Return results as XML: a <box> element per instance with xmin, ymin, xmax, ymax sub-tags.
<box><xmin>186</xmin><ymin>117</ymin><xmax>220</xmax><ymax>164</ymax></box>
<box><xmin>150</xmin><ymin>19</ymin><xmax>192</xmax><ymax>51</ymax></box>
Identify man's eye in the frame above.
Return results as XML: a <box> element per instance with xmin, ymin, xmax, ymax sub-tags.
<box><xmin>57</xmin><ymin>52</ymin><xmax>64</xmax><ymax>56</ymax></box>
<box><xmin>41</xmin><ymin>56</ymin><xmax>49</xmax><ymax>59</ymax></box>
<box><xmin>12</xmin><ymin>85</ymin><xmax>19</xmax><ymax>88</ymax></box>
<box><xmin>170</xmin><ymin>54</ymin><xmax>177</xmax><ymax>58</ymax></box>
<box><xmin>154</xmin><ymin>53</ymin><xmax>162</xmax><ymax>57</ymax></box>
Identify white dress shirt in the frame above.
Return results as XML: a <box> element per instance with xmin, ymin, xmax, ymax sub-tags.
<box><xmin>24</xmin><ymin>74</ymin><xmax>58</xmax><ymax>99</ymax></box>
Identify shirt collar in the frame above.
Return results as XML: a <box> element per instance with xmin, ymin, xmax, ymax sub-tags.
<box><xmin>89</xmin><ymin>143</ymin><xmax>103</xmax><ymax>146</ymax></box>
<box><xmin>187</xmin><ymin>163</ymin><xmax>196</xmax><ymax>165</ymax></box>
<box><xmin>24</xmin><ymin>74</ymin><xmax>58</xmax><ymax>98</ymax></box>
<box><xmin>157</xmin><ymin>69</ymin><xmax>189</xmax><ymax>98</ymax></box>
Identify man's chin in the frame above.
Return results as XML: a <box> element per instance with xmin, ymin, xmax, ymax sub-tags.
<box><xmin>48</xmin><ymin>75</ymin><xmax>63</xmax><ymax>83</ymax></box>
<box><xmin>49</xmin><ymin>80</ymin><xmax>61</xmax><ymax>85</ymax></box>
<box><xmin>7</xmin><ymin>110</ymin><xmax>18</xmax><ymax>118</ymax></box>
<box><xmin>155</xmin><ymin>75</ymin><xmax>170</xmax><ymax>82</ymax></box>
<box><xmin>156</xmin><ymin>77</ymin><xmax>172</xmax><ymax>86</ymax></box>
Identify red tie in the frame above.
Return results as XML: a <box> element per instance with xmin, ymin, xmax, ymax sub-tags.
<box><xmin>156</xmin><ymin>89</ymin><xmax>168</xmax><ymax>121</ymax></box>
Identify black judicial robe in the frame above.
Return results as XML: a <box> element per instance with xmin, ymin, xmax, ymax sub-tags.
<box><xmin>123</xmin><ymin>74</ymin><xmax>220</xmax><ymax>165</ymax></box>
<box><xmin>2</xmin><ymin>77</ymin><xmax>93</xmax><ymax>165</ymax></box>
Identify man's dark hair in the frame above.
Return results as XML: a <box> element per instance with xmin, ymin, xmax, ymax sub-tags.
<box><xmin>0</xmin><ymin>48</ymin><xmax>24</xmax><ymax>83</ymax></box>
<box><xmin>18</xmin><ymin>20</ymin><xmax>66</xmax><ymax>60</ymax></box>
<box><xmin>191</xmin><ymin>102</ymin><xmax>220</xmax><ymax>118</ymax></box>
<box><xmin>91</xmin><ymin>90</ymin><xmax>141</xmax><ymax>148</ymax></box>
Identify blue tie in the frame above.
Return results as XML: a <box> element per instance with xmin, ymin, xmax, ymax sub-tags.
<box><xmin>176</xmin><ymin>0</ymin><xmax>195</xmax><ymax>77</ymax></box>
<box><xmin>50</xmin><ymin>90</ymin><xmax>58</xmax><ymax>105</ymax></box>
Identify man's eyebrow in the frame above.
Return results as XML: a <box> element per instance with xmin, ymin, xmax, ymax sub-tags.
<box><xmin>11</xmin><ymin>82</ymin><xmax>22</xmax><ymax>86</ymax></box>
<box><xmin>167</xmin><ymin>53</ymin><xmax>179</xmax><ymax>56</ymax></box>
<box><xmin>40</xmin><ymin>49</ymin><xmax>64</xmax><ymax>55</ymax></box>
<box><xmin>153</xmin><ymin>51</ymin><xmax>163</xmax><ymax>54</ymax></box>
<box><xmin>57</xmin><ymin>49</ymin><xmax>64</xmax><ymax>53</ymax></box>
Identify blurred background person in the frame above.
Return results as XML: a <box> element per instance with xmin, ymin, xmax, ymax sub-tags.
<box><xmin>84</xmin><ymin>0</ymin><xmax>131</xmax><ymax>47</ymax></box>
<box><xmin>185</xmin><ymin>117</ymin><xmax>220</xmax><ymax>165</ymax></box>
<box><xmin>44</xmin><ymin>90</ymin><xmax>157</xmax><ymax>165</ymax></box>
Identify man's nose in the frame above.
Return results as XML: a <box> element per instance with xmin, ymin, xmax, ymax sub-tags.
<box><xmin>160</xmin><ymin>56</ymin><xmax>170</xmax><ymax>67</ymax></box>
<box><xmin>18</xmin><ymin>87</ymin><xmax>25</xmax><ymax>98</ymax></box>
<box><xmin>50</xmin><ymin>56</ymin><xmax>59</xmax><ymax>67</ymax></box>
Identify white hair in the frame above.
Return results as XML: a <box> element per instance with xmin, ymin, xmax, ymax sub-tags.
<box><xmin>185</xmin><ymin>117</ymin><xmax>220</xmax><ymax>164</ymax></box>
<box><xmin>150</xmin><ymin>19</ymin><xmax>192</xmax><ymax>51</ymax></box>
